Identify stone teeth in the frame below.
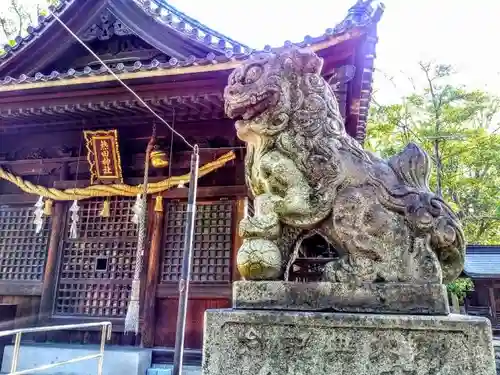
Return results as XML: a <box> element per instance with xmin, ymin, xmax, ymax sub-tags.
<box><xmin>251</xmin><ymin>95</ymin><xmax>257</xmax><ymax>104</ymax></box>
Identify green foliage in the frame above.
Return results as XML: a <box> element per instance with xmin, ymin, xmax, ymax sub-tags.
<box><xmin>0</xmin><ymin>0</ymin><xmax>55</xmax><ymax>42</ymax></box>
<box><xmin>367</xmin><ymin>62</ymin><xmax>500</xmax><ymax>245</ymax></box>
<box><xmin>447</xmin><ymin>278</ymin><xmax>474</xmax><ymax>303</ymax></box>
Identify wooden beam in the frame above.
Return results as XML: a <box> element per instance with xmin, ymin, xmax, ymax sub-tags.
<box><xmin>0</xmin><ymin>281</ymin><xmax>42</xmax><ymax>296</ymax></box>
<box><xmin>0</xmin><ymin>78</ymin><xmax>225</xmax><ymax>106</ymax></box>
<box><xmin>38</xmin><ymin>201</ymin><xmax>66</xmax><ymax>322</ymax></box>
<box><xmin>0</xmin><ymin>65</ymin><xmax>234</xmax><ymax>94</ymax></box>
<box><xmin>156</xmin><ymin>283</ymin><xmax>231</xmax><ymax>299</ymax></box>
<box><xmin>49</xmin><ymin>316</ymin><xmax>126</xmax><ymax>333</ymax></box>
<box><xmin>0</xmin><ymin>194</ymin><xmax>39</xmax><ymax>205</ymax></box>
<box><xmin>51</xmin><ymin>184</ymin><xmax>247</xmax><ymax>200</ymax></box>
<box><xmin>232</xmin><ymin>198</ymin><xmax>247</xmax><ymax>282</ymax></box>
<box><xmin>141</xmin><ymin>208</ymin><xmax>165</xmax><ymax>347</ymax></box>
<box><xmin>0</xmin><ymin>185</ymin><xmax>246</xmax><ymax>205</ymax></box>
<box><xmin>1</xmin><ymin>114</ymin><xmax>236</xmax><ymax>136</ymax></box>
<box><xmin>3</xmin><ymin>148</ymin><xmax>238</xmax><ymax>177</ymax></box>
<box><xmin>161</xmin><ymin>185</ymin><xmax>247</xmax><ymax>200</ymax></box>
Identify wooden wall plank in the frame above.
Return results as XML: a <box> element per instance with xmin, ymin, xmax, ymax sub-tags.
<box><xmin>0</xmin><ymin>296</ymin><xmax>40</xmax><ymax>329</ymax></box>
<box><xmin>156</xmin><ymin>284</ymin><xmax>231</xmax><ymax>299</ymax></box>
<box><xmin>489</xmin><ymin>284</ymin><xmax>497</xmax><ymax>324</ymax></box>
<box><xmin>141</xmin><ymin>208</ymin><xmax>165</xmax><ymax>347</ymax></box>
<box><xmin>38</xmin><ymin>202</ymin><xmax>66</xmax><ymax>322</ymax></box>
<box><xmin>0</xmin><ymin>282</ymin><xmax>42</xmax><ymax>296</ymax></box>
<box><xmin>154</xmin><ymin>298</ymin><xmax>230</xmax><ymax>349</ymax></box>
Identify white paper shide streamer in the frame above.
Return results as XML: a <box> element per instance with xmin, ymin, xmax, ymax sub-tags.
<box><xmin>131</xmin><ymin>194</ymin><xmax>143</xmax><ymax>225</ymax></box>
<box><xmin>69</xmin><ymin>200</ymin><xmax>80</xmax><ymax>239</ymax></box>
<box><xmin>33</xmin><ymin>196</ymin><xmax>45</xmax><ymax>234</ymax></box>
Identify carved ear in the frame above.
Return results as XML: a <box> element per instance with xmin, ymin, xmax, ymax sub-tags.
<box><xmin>278</xmin><ymin>48</ymin><xmax>324</xmax><ymax>76</ymax></box>
<box><xmin>282</xmin><ymin>56</ymin><xmax>295</xmax><ymax>75</ymax></box>
<box><xmin>291</xmin><ymin>48</ymin><xmax>324</xmax><ymax>74</ymax></box>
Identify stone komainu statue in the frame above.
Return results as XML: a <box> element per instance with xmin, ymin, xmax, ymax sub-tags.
<box><xmin>224</xmin><ymin>47</ymin><xmax>465</xmax><ymax>285</ymax></box>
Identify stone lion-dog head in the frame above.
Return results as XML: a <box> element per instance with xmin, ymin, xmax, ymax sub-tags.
<box><xmin>224</xmin><ymin>47</ymin><xmax>348</xmax><ymax>143</ymax></box>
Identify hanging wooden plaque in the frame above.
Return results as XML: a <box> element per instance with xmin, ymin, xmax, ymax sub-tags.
<box><xmin>84</xmin><ymin>129</ymin><xmax>123</xmax><ymax>185</ymax></box>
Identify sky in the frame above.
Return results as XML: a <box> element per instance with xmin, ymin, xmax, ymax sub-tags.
<box><xmin>167</xmin><ymin>0</ymin><xmax>500</xmax><ymax>103</ymax></box>
<box><xmin>3</xmin><ymin>0</ymin><xmax>500</xmax><ymax>103</ymax></box>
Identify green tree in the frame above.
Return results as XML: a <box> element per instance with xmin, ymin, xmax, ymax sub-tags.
<box><xmin>367</xmin><ymin>62</ymin><xmax>500</xmax><ymax>245</ymax></box>
<box><xmin>447</xmin><ymin>277</ymin><xmax>474</xmax><ymax>303</ymax></box>
<box><xmin>0</xmin><ymin>0</ymin><xmax>56</xmax><ymax>43</ymax></box>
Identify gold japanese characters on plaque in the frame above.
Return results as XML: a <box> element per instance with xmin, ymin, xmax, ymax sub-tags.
<box><xmin>84</xmin><ymin>129</ymin><xmax>123</xmax><ymax>185</ymax></box>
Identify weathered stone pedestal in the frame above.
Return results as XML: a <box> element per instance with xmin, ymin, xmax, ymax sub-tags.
<box><xmin>202</xmin><ymin>282</ymin><xmax>497</xmax><ymax>375</ymax></box>
<box><xmin>233</xmin><ymin>280</ymin><xmax>450</xmax><ymax>315</ymax></box>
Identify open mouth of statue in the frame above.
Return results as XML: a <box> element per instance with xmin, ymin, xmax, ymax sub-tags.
<box><xmin>225</xmin><ymin>92</ymin><xmax>274</xmax><ymax>120</ymax></box>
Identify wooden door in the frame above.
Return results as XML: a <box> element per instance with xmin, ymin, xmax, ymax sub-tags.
<box><xmin>154</xmin><ymin>200</ymin><xmax>234</xmax><ymax>349</ymax></box>
<box><xmin>54</xmin><ymin>197</ymin><xmax>137</xmax><ymax>320</ymax></box>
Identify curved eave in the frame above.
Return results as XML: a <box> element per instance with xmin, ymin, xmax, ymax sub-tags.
<box><xmin>463</xmin><ymin>272</ymin><xmax>500</xmax><ymax>279</ymax></box>
<box><xmin>0</xmin><ymin>28</ymin><xmax>365</xmax><ymax>94</ymax></box>
<box><xmin>107</xmin><ymin>0</ymin><xmax>249</xmax><ymax>57</ymax></box>
<box><xmin>0</xmin><ymin>0</ymin><xmax>250</xmax><ymax>78</ymax></box>
<box><xmin>464</xmin><ymin>245</ymin><xmax>500</xmax><ymax>280</ymax></box>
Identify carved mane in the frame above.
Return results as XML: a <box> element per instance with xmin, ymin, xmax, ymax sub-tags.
<box><xmin>226</xmin><ymin>48</ymin><xmax>368</xmax><ymax>195</ymax></box>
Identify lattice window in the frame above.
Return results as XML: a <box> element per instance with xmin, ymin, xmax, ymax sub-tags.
<box><xmin>162</xmin><ymin>201</ymin><xmax>233</xmax><ymax>283</ymax></box>
<box><xmin>55</xmin><ymin>197</ymin><xmax>137</xmax><ymax>317</ymax></box>
<box><xmin>0</xmin><ymin>205</ymin><xmax>50</xmax><ymax>281</ymax></box>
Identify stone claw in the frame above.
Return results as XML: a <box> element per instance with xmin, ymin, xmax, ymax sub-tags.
<box><xmin>239</xmin><ymin>215</ymin><xmax>280</xmax><ymax>240</ymax></box>
<box><xmin>275</xmin><ymin>194</ymin><xmax>310</xmax><ymax>217</ymax></box>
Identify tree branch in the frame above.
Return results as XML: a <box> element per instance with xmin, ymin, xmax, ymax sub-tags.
<box><xmin>10</xmin><ymin>0</ymin><xmax>25</xmax><ymax>38</ymax></box>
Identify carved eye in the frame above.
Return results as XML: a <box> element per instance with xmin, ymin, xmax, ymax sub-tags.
<box><xmin>244</xmin><ymin>65</ymin><xmax>263</xmax><ymax>84</ymax></box>
<box><xmin>230</xmin><ymin>73</ymin><xmax>238</xmax><ymax>85</ymax></box>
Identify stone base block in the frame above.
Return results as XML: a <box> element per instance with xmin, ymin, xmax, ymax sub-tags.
<box><xmin>233</xmin><ymin>280</ymin><xmax>450</xmax><ymax>315</ymax></box>
<box><xmin>202</xmin><ymin>309</ymin><xmax>496</xmax><ymax>375</ymax></box>
<box><xmin>2</xmin><ymin>344</ymin><xmax>151</xmax><ymax>375</ymax></box>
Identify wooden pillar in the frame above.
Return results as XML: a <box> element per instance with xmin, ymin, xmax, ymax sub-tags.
<box><xmin>488</xmin><ymin>283</ymin><xmax>497</xmax><ymax>324</ymax></box>
<box><xmin>141</xmin><ymin>207</ymin><xmax>165</xmax><ymax>347</ymax></box>
<box><xmin>232</xmin><ymin>197</ymin><xmax>247</xmax><ymax>282</ymax></box>
<box><xmin>38</xmin><ymin>202</ymin><xmax>65</xmax><ymax>322</ymax></box>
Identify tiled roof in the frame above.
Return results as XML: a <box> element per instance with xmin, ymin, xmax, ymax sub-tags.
<box><xmin>0</xmin><ymin>0</ymin><xmax>250</xmax><ymax>62</ymax></box>
<box><xmin>0</xmin><ymin>55</ymin><xmax>241</xmax><ymax>86</ymax></box>
<box><xmin>0</xmin><ymin>0</ymin><xmax>384</xmax><ymax>87</ymax></box>
<box><xmin>464</xmin><ymin>245</ymin><xmax>500</xmax><ymax>278</ymax></box>
<box><xmin>145</xmin><ymin>0</ymin><xmax>250</xmax><ymax>53</ymax></box>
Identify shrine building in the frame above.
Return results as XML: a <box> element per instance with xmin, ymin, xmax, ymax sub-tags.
<box><xmin>0</xmin><ymin>0</ymin><xmax>383</xmax><ymax>370</ymax></box>
<box><xmin>464</xmin><ymin>245</ymin><xmax>500</xmax><ymax>335</ymax></box>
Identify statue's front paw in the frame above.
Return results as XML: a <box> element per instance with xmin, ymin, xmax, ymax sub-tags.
<box><xmin>237</xmin><ymin>238</ymin><xmax>283</xmax><ymax>280</ymax></box>
<box><xmin>239</xmin><ymin>215</ymin><xmax>280</xmax><ymax>240</ymax></box>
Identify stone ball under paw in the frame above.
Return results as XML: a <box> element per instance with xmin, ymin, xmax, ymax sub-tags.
<box><xmin>237</xmin><ymin>238</ymin><xmax>282</xmax><ymax>280</ymax></box>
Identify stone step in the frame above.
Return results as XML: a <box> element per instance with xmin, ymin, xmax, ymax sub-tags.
<box><xmin>2</xmin><ymin>344</ymin><xmax>151</xmax><ymax>375</ymax></box>
<box><xmin>151</xmin><ymin>349</ymin><xmax>201</xmax><ymax>366</ymax></box>
<box><xmin>147</xmin><ymin>365</ymin><xmax>201</xmax><ymax>375</ymax></box>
